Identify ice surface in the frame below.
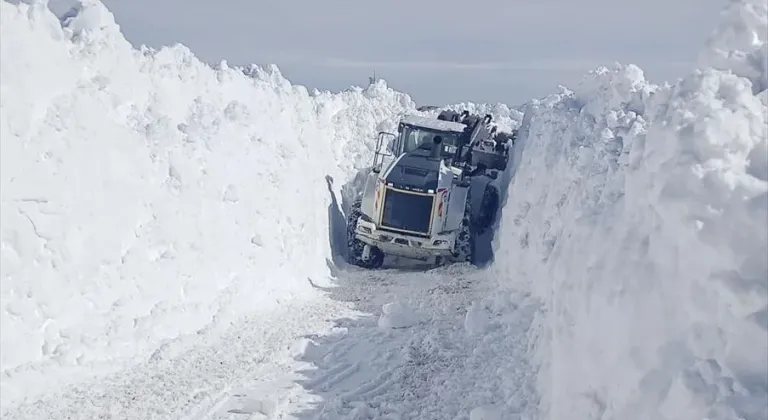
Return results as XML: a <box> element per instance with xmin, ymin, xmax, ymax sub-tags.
<box><xmin>492</xmin><ymin>1</ymin><xmax>768</xmax><ymax>418</ymax></box>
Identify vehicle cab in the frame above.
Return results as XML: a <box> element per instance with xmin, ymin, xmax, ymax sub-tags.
<box><xmin>380</xmin><ymin>115</ymin><xmax>470</xmax><ymax>175</ymax></box>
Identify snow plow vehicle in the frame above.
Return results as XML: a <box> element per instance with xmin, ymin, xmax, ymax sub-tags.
<box><xmin>346</xmin><ymin>109</ymin><xmax>515</xmax><ymax>269</ymax></box>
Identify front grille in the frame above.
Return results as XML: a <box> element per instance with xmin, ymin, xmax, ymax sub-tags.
<box><xmin>380</xmin><ymin>187</ymin><xmax>434</xmax><ymax>235</ymax></box>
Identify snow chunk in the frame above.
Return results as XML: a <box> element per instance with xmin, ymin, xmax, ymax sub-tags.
<box><xmin>378</xmin><ymin>301</ymin><xmax>423</xmax><ymax>329</ymax></box>
<box><xmin>464</xmin><ymin>301</ymin><xmax>492</xmax><ymax>336</ymax></box>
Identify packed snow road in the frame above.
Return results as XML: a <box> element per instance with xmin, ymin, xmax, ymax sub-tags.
<box><xmin>274</xmin><ymin>264</ymin><xmax>537</xmax><ymax>420</ymax></box>
<box><xmin>2</xmin><ymin>262</ymin><xmax>536</xmax><ymax>420</ymax></box>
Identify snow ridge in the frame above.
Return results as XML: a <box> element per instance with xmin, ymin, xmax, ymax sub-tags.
<box><xmin>493</xmin><ymin>0</ymin><xmax>768</xmax><ymax>419</ymax></box>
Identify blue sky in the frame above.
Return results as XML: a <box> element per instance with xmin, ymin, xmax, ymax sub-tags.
<box><xmin>54</xmin><ymin>0</ymin><xmax>725</xmax><ymax>106</ymax></box>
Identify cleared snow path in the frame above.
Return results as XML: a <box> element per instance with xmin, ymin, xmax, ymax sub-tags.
<box><xmin>278</xmin><ymin>265</ymin><xmax>537</xmax><ymax>420</ymax></box>
<box><xmin>1</xmin><ymin>264</ymin><xmax>536</xmax><ymax>420</ymax></box>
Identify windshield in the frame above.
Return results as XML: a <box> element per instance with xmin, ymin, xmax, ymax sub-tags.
<box><xmin>400</xmin><ymin>125</ymin><xmax>462</xmax><ymax>155</ymax></box>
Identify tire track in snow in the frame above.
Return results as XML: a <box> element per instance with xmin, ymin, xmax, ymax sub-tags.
<box><xmin>289</xmin><ymin>264</ymin><xmax>538</xmax><ymax>420</ymax></box>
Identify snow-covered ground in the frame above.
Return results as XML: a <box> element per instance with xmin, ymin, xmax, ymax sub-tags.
<box><xmin>2</xmin><ymin>0</ymin><xmax>766</xmax><ymax>419</ymax></box>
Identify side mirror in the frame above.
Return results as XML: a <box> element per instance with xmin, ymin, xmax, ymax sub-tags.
<box><xmin>376</xmin><ymin>131</ymin><xmax>396</xmax><ymax>155</ymax></box>
<box><xmin>388</xmin><ymin>135</ymin><xmax>398</xmax><ymax>154</ymax></box>
<box><xmin>384</xmin><ymin>138</ymin><xmax>395</xmax><ymax>155</ymax></box>
<box><xmin>373</xmin><ymin>131</ymin><xmax>397</xmax><ymax>173</ymax></box>
<box><xmin>376</xmin><ymin>143</ymin><xmax>392</xmax><ymax>156</ymax></box>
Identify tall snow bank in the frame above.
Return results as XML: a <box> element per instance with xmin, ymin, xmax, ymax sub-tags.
<box><xmin>493</xmin><ymin>1</ymin><xmax>768</xmax><ymax>419</ymax></box>
<box><xmin>0</xmin><ymin>0</ymin><xmax>415</xmax><ymax>408</ymax></box>
<box><xmin>699</xmin><ymin>0</ymin><xmax>768</xmax><ymax>94</ymax></box>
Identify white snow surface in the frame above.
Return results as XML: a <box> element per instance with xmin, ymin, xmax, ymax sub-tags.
<box><xmin>698</xmin><ymin>0</ymin><xmax>768</xmax><ymax>94</ymax></box>
<box><xmin>2</xmin><ymin>0</ymin><xmax>767</xmax><ymax>419</ymax></box>
<box><xmin>492</xmin><ymin>0</ymin><xmax>768</xmax><ymax>419</ymax></box>
<box><xmin>0</xmin><ymin>0</ymin><xmax>420</xmax><ymax>410</ymax></box>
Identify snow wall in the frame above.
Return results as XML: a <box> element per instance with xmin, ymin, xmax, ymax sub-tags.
<box><xmin>0</xmin><ymin>0</ymin><xmax>426</xmax><ymax>407</ymax></box>
<box><xmin>491</xmin><ymin>0</ymin><xmax>768</xmax><ymax>419</ymax></box>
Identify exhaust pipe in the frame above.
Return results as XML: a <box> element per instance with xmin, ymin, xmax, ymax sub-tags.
<box><xmin>430</xmin><ymin>135</ymin><xmax>443</xmax><ymax>159</ymax></box>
